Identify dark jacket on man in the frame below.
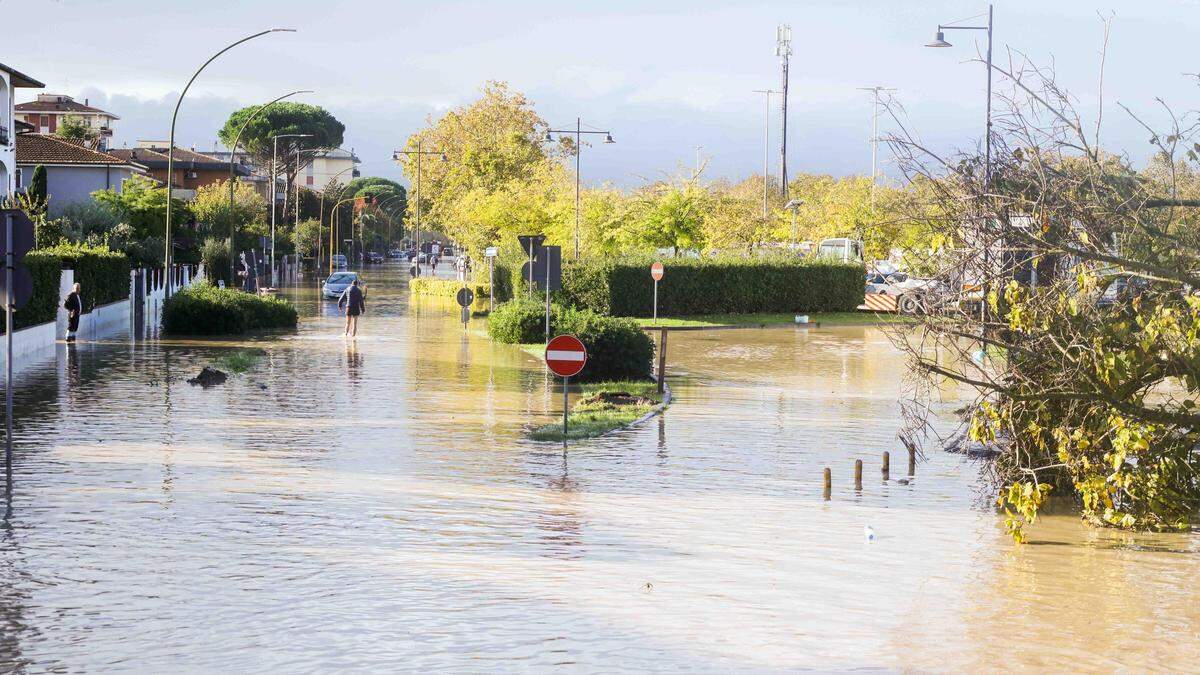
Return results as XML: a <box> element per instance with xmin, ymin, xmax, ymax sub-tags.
<box><xmin>64</xmin><ymin>291</ymin><xmax>82</xmax><ymax>332</ymax></box>
<box><xmin>340</xmin><ymin>284</ymin><xmax>365</xmax><ymax>316</ymax></box>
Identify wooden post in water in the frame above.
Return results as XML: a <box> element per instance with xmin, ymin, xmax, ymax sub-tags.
<box><xmin>882</xmin><ymin>451</ymin><xmax>890</xmax><ymax>481</ymax></box>
<box><xmin>854</xmin><ymin>459</ymin><xmax>863</xmax><ymax>490</ymax></box>
<box><xmin>656</xmin><ymin>327</ymin><xmax>668</xmax><ymax>394</ymax></box>
<box><xmin>908</xmin><ymin>445</ymin><xmax>916</xmax><ymax>476</ymax></box>
<box><xmin>823</xmin><ymin>468</ymin><xmax>831</xmax><ymax>500</ymax></box>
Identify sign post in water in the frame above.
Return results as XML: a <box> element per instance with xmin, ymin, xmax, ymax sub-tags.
<box><xmin>545</xmin><ymin>334</ymin><xmax>587</xmax><ymax>444</ymax></box>
<box><xmin>650</xmin><ymin>262</ymin><xmax>664</xmax><ymax>324</ymax></box>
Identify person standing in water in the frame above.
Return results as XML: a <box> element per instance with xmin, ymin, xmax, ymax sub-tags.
<box><xmin>339</xmin><ymin>278</ymin><xmax>366</xmax><ymax>337</ymax></box>
<box><xmin>63</xmin><ymin>282</ymin><xmax>82</xmax><ymax>342</ymax></box>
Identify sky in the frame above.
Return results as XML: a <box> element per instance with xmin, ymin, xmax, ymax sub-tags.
<box><xmin>7</xmin><ymin>0</ymin><xmax>1200</xmax><ymax>188</ymax></box>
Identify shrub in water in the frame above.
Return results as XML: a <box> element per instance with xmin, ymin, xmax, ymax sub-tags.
<box><xmin>163</xmin><ymin>282</ymin><xmax>298</xmax><ymax>335</ymax></box>
<box><xmin>487</xmin><ymin>299</ymin><xmax>561</xmax><ymax>344</ymax></box>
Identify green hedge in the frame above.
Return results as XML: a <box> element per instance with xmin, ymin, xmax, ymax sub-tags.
<box><xmin>7</xmin><ymin>244</ymin><xmax>131</xmax><ymax>332</ymax></box>
<box><xmin>162</xmin><ymin>282</ymin><xmax>298</xmax><ymax>335</ymax></box>
<box><xmin>487</xmin><ymin>300</ymin><xmax>654</xmax><ymax>382</ymax></box>
<box><xmin>559</xmin><ymin>255</ymin><xmax>865</xmax><ymax>317</ymax></box>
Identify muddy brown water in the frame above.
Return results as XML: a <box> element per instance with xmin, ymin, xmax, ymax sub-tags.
<box><xmin>0</xmin><ymin>262</ymin><xmax>1196</xmax><ymax>671</ymax></box>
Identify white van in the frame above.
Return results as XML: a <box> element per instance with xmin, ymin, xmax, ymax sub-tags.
<box><xmin>816</xmin><ymin>238</ymin><xmax>864</xmax><ymax>263</ymax></box>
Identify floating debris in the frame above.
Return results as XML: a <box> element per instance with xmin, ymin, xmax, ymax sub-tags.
<box><xmin>187</xmin><ymin>367</ymin><xmax>228</xmax><ymax>388</ymax></box>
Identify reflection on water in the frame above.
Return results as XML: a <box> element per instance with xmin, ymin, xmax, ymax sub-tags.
<box><xmin>0</xmin><ymin>262</ymin><xmax>1196</xmax><ymax>671</ymax></box>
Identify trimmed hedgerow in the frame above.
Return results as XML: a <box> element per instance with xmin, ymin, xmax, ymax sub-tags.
<box><xmin>162</xmin><ymin>282</ymin><xmax>297</xmax><ymax>335</ymax></box>
<box><xmin>559</xmin><ymin>255</ymin><xmax>865</xmax><ymax>317</ymax></box>
<box><xmin>487</xmin><ymin>300</ymin><xmax>654</xmax><ymax>382</ymax></box>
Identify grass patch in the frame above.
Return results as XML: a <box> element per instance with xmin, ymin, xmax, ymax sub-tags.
<box><xmin>629</xmin><ymin>311</ymin><xmax>914</xmax><ymax>327</ymax></box>
<box><xmin>212</xmin><ymin>348</ymin><xmax>264</xmax><ymax>374</ymax></box>
<box><xmin>529</xmin><ymin>380</ymin><xmax>664</xmax><ymax>442</ymax></box>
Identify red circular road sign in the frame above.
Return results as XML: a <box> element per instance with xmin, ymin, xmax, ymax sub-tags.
<box><xmin>650</xmin><ymin>262</ymin><xmax>664</xmax><ymax>281</ymax></box>
<box><xmin>545</xmin><ymin>334</ymin><xmax>587</xmax><ymax>378</ymax></box>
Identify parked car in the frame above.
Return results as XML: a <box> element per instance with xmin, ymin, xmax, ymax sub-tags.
<box><xmin>388</xmin><ymin>248</ymin><xmax>405</xmax><ymax>259</ymax></box>
<box><xmin>331</xmin><ymin>254</ymin><xmax>348</xmax><ymax>270</ymax></box>
<box><xmin>322</xmin><ymin>271</ymin><xmax>367</xmax><ymax>299</ymax></box>
<box><xmin>366</xmin><ymin>251</ymin><xmax>385</xmax><ymax>264</ymax></box>
<box><xmin>866</xmin><ymin>269</ymin><xmax>946</xmax><ymax>314</ymax></box>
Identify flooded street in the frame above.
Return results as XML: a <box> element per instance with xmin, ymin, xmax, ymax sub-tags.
<box><xmin>2</xmin><ymin>263</ymin><xmax>1197</xmax><ymax>671</ymax></box>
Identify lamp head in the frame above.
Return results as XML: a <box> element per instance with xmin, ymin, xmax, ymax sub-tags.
<box><xmin>604</xmin><ymin>133</ymin><xmax>615</xmax><ymax>144</ymax></box>
<box><xmin>440</xmin><ymin>153</ymin><xmax>448</xmax><ymax>162</ymax></box>
<box><xmin>271</xmin><ymin>28</ymin><xmax>298</xmax><ymax>33</ymax></box>
<box><xmin>544</xmin><ymin>131</ymin><xmax>554</xmax><ymax>143</ymax></box>
<box><xmin>926</xmin><ymin>30</ymin><xmax>952</xmax><ymax>48</ymax></box>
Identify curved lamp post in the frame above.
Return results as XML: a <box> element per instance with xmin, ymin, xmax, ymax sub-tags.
<box><xmin>393</xmin><ymin>140</ymin><xmax>445</xmax><ymax>276</ymax></box>
<box><xmin>163</xmin><ymin>27</ymin><xmax>295</xmax><ymax>298</ymax></box>
<box><xmin>373</xmin><ymin>193</ymin><xmax>407</xmax><ymax>250</ymax></box>
<box><xmin>225</xmin><ymin>89</ymin><xmax>312</xmax><ymax>283</ymax></box>
<box><xmin>316</xmin><ymin>163</ymin><xmax>361</xmax><ymax>274</ymax></box>
<box><xmin>328</xmin><ymin>196</ymin><xmax>359</xmax><ymax>275</ymax></box>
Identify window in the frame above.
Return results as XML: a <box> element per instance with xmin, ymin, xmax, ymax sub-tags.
<box><xmin>14</xmin><ymin>169</ymin><xmax>21</xmax><ymax>190</ymax></box>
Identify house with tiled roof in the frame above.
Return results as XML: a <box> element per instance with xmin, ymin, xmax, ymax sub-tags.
<box><xmin>15</xmin><ymin>134</ymin><xmax>145</xmax><ymax>215</ymax></box>
<box><xmin>109</xmin><ymin>141</ymin><xmax>250</xmax><ymax>200</ymax></box>
<box><xmin>15</xmin><ymin>94</ymin><xmax>119</xmax><ymax>150</ymax></box>
<box><xmin>1</xmin><ymin>61</ymin><xmax>45</xmax><ymax>199</ymax></box>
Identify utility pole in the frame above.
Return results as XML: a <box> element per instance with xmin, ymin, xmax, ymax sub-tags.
<box><xmin>858</xmin><ymin>86</ymin><xmax>895</xmax><ymax>208</ymax></box>
<box><xmin>752</xmin><ymin>89</ymin><xmax>778</xmax><ymax>219</ymax></box>
<box><xmin>776</xmin><ymin>24</ymin><xmax>792</xmax><ymax>201</ymax></box>
<box><xmin>544</xmin><ymin>119</ymin><xmax>615</xmax><ymax>261</ymax></box>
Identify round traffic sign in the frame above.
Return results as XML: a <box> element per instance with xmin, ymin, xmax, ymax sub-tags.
<box><xmin>456</xmin><ymin>287</ymin><xmax>475</xmax><ymax>307</ymax></box>
<box><xmin>545</xmin><ymin>334</ymin><xmax>587</xmax><ymax>378</ymax></box>
<box><xmin>650</xmin><ymin>262</ymin><xmax>664</xmax><ymax>281</ymax></box>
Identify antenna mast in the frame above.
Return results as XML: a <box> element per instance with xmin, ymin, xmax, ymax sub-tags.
<box><xmin>775</xmin><ymin>24</ymin><xmax>792</xmax><ymax>200</ymax></box>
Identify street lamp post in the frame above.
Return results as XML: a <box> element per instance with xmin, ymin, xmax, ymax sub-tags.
<box><xmin>857</xmin><ymin>86</ymin><xmax>896</xmax><ymax>208</ymax></box>
<box><xmin>318</xmin><ymin>163</ymin><xmax>360</xmax><ymax>275</ymax></box>
<box><xmin>328</xmin><ymin>196</ymin><xmax>358</xmax><ymax>275</ymax></box>
<box><xmin>545</xmin><ymin>118</ymin><xmax>615</xmax><ymax>260</ymax></box>
<box><xmin>927</xmin><ymin>4</ymin><xmax>995</xmax><ymax>322</ymax></box>
<box><xmin>393</xmin><ymin>139</ymin><xmax>445</xmax><ymax>276</ymax></box>
<box><xmin>224</xmin><ymin>90</ymin><xmax>312</xmax><ymax>284</ymax></box>
<box><xmin>163</xmin><ymin>28</ymin><xmax>295</xmax><ymax>299</ymax></box>
<box><xmin>269</xmin><ymin>133</ymin><xmax>312</xmax><ymax>286</ymax></box>
<box><xmin>926</xmin><ymin>4</ymin><xmax>994</xmax><ymax>190</ymax></box>
<box><xmin>752</xmin><ymin>90</ymin><xmax>778</xmax><ymax>219</ymax></box>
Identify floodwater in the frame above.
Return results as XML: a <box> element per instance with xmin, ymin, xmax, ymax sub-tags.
<box><xmin>1</xmin><ymin>262</ymin><xmax>1197</xmax><ymax>671</ymax></box>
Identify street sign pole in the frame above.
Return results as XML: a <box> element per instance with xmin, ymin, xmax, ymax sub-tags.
<box><xmin>650</xmin><ymin>262</ymin><xmax>664</xmax><ymax>325</ymax></box>
<box><xmin>488</xmin><ymin>256</ymin><xmax>494</xmax><ymax>314</ymax></box>
<box><xmin>563</xmin><ymin>375</ymin><xmax>569</xmax><ymax>441</ymax></box>
<box><xmin>5</xmin><ymin>213</ymin><xmax>13</xmax><ymax>484</ymax></box>
<box><xmin>545</xmin><ymin>252</ymin><xmax>551</xmax><ymax>342</ymax></box>
<box><xmin>545</xmin><ymin>334</ymin><xmax>588</xmax><ymax>448</ymax></box>
<box><xmin>653</xmin><ymin>278</ymin><xmax>658</xmax><ymax>325</ymax></box>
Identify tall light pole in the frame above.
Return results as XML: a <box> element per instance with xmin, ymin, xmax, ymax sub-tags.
<box><xmin>926</xmin><ymin>5</ymin><xmax>994</xmax><ymax>191</ymax></box>
<box><xmin>784</xmin><ymin>198</ymin><xmax>803</xmax><ymax>247</ymax></box>
<box><xmin>269</xmin><ymin>133</ymin><xmax>312</xmax><ymax>286</ymax></box>
<box><xmin>318</xmin><ymin>163</ymin><xmax>360</xmax><ymax>276</ymax></box>
<box><xmin>857</xmin><ymin>86</ymin><xmax>896</xmax><ymax>208</ymax></box>
<box><xmin>927</xmin><ymin>4</ymin><xmax>995</xmax><ymax>322</ymax></box>
<box><xmin>752</xmin><ymin>89</ymin><xmax>778</xmax><ymax>219</ymax></box>
<box><xmin>224</xmin><ymin>89</ymin><xmax>312</xmax><ymax>284</ymax></box>
<box><xmin>163</xmin><ymin>28</ymin><xmax>295</xmax><ymax>299</ymax></box>
<box><xmin>545</xmin><ymin>119</ymin><xmax>615</xmax><ymax>260</ymax></box>
<box><xmin>393</xmin><ymin>139</ymin><xmax>445</xmax><ymax>276</ymax></box>
<box><xmin>775</xmin><ymin>24</ymin><xmax>792</xmax><ymax>201</ymax></box>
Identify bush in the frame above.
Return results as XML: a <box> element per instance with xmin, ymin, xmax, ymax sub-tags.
<box><xmin>559</xmin><ymin>307</ymin><xmax>654</xmax><ymax>382</ymax></box>
<box><xmin>162</xmin><ymin>282</ymin><xmax>298</xmax><ymax>335</ymax></box>
<box><xmin>487</xmin><ymin>300</ymin><xmax>654</xmax><ymax>382</ymax></box>
<box><xmin>560</xmin><ymin>255</ymin><xmax>865</xmax><ymax>316</ymax></box>
<box><xmin>487</xmin><ymin>299</ymin><xmax>559</xmax><ymax>344</ymax></box>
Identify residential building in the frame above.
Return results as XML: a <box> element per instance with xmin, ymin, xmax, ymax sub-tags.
<box><xmin>108</xmin><ymin>141</ymin><xmax>250</xmax><ymax>200</ymax></box>
<box><xmin>303</xmin><ymin>147</ymin><xmax>360</xmax><ymax>191</ymax></box>
<box><xmin>0</xmin><ymin>62</ymin><xmax>45</xmax><ymax>199</ymax></box>
<box><xmin>15</xmin><ymin>134</ymin><xmax>146</xmax><ymax>215</ymax></box>
<box><xmin>14</xmin><ymin>93</ymin><xmax>120</xmax><ymax>150</ymax></box>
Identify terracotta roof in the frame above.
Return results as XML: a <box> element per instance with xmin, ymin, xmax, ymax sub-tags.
<box><xmin>109</xmin><ymin>146</ymin><xmax>247</xmax><ymax>174</ymax></box>
<box><xmin>16</xmin><ymin>134</ymin><xmax>137</xmax><ymax>166</ymax></box>
<box><xmin>15</xmin><ymin>98</ymin><xmax>118</xmax><ymax>118</ymax></box>
<box><xmin>0</xmin><ymin>62</ymin><xmax>44</xmax><ymax>88</ymax></box>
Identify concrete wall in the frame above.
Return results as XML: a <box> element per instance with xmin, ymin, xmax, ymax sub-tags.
<box><xmin>22</xmin><ymin>165</ymin><xmax>139</xmax><ymax>216</ymax></box>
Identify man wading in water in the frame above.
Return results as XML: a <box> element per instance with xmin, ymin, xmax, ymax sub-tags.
<box><xmin>339</xmin><ymin>278</ymin><xmax>366</xmax><ymax>337</ymax></box>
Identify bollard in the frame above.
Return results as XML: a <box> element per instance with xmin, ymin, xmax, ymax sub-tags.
<box><xmin>823</xmin><ymin>468</ymin><xmax>831</xmax><ymax>501</ymax></box>
<box><xmin>854</xmin><ymin>459</ymin><xmax>863</xmax><ymax>491</ymax></box>
<box><xmin>882</xmin><ymin>451</ymin><xmax>890</xmax><ymax>481</ymax></box>
<box><xmin>908</xmin><ymin>444</ymin><xmax>916</xmax><ymax>477</ymax></box>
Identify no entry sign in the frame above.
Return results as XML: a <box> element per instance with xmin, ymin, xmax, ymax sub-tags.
<box><xmin>545</xmin><ymin>334</ymin><xmax>587</xmax><ymax>378</ymax></box>
<box><xmin>650</xmin><ymin>262</ymin><xmax>664</xmax><ymax>281</ymax></box>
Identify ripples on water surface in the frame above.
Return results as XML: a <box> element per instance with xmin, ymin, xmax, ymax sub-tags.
<box><xmin>1</xmin><ymin>263</ymin><xmax>1197</xmax><ymax>671</ymax></box>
